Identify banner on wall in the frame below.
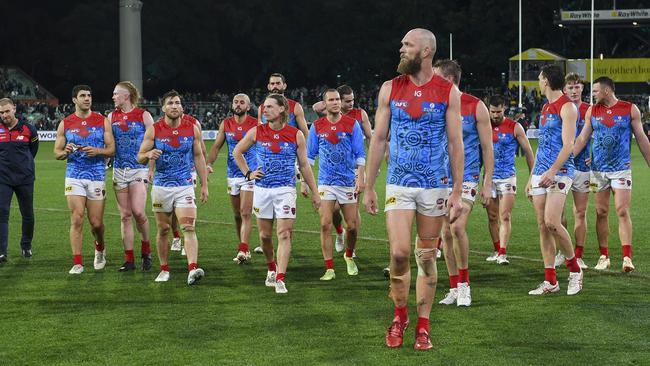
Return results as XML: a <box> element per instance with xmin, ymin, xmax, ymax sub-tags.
<box><xmin>38</xmin><ymin>130</ymin><xmax>221</xmax><ymax>142</ymax></box>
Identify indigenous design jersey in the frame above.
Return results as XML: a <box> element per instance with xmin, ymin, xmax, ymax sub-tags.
<box><xmin>533</xmin><ymin>94</ymin><xmax>575</xmax><ymax>177</ymax></box>
<box><xmin>492</xmin><ymin>118</ymin><xmax>519</xmax><ymax>179</ymax></box>
<box><xmin>387</xmin><ymin>74</ymin><xmax>452</xmax><ymax>188</ymax></box>
<box><xmin>307</xmin><ymin>115</ymin><xmax>366</xmax><ymax>187</ymax></box>
<box><xmin>574</xmin><ymin>102</ymin><xmax>591</xmax><ymax>172</ymax></box>
<box><xmin>223</xmin><ymin>115</ymin><xmax>258</xmax><ymax>178</ymax></box>
<box><xmin>260</xmin><ymin>98</ymin><xmax>299</xmax><ymax>128</ymax></box>
<box><xmin>111</xmin><ymin>107</ymin><xmax>147</xmax><ymax>169</ymax></box>
<box><xmin>152</xmin><ymin>118</ymin><xmax>195</xmax><ymax>187</ymax></box>
<box><xmin>255</xmin><ymin>123</ymin><xmax>299</xmax><ymax>188</ymax></box>
<box><xmin>63</xmin><ymin>112</ymin><xmax>106</xmax><ymax>181</ymax></box>
<box><xmin>457</xmin><ymin>93</ymin><xmax>481</xmax><ymax>183</ymax></box>
<box><xmin>0</xmin><ymin>120</ymin><xmax>39</xmax><ymax>185</ymax></box>
<box><xmin>182</xmin><ymin>114</ymin><xmax>201</xmax><ymax>170</ymax></box>
<box><xmin>590</xmin><ymin>100</ymin><xmax>633</xmax><ymax>172</ymax></box>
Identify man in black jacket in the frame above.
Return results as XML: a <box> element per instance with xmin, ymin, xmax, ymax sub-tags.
<box><xmin>0</xmin><ymin>98</ymin><xmax>39</xmax><ymax>263</ymax></box>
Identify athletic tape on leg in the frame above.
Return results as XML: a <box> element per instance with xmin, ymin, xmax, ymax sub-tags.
<box><xmin>415</xmin><ymin>247</ymin><xmax>436</xmax><ymax>277</ymax></box>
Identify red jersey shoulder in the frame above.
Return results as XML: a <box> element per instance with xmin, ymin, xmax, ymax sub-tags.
<box><xmin>154</xmin><ymin>118</ymin><xmax>194</xmax><ymax>138</ymax></box>
<box><xmin>495</xmin><ymin>118</ymin><xmax>517</xmax><ymax>134</ymax></box>
<box><xmin>578</xmin><ymin>102</ymin><xmax>589</xmax><ymax>120</ymax></box>
<box><xmin>287</xmin><ymin>98</ymin><xmax>298</xmax><ymax>114</ymax></box>
<box><xmin>614</xmin><ymin>100</ymin><xmax>633</xmax><ymax>115</ymax></box>
<box><xmin>461</xmin><ymin>93</ymin><xmax>480</xmax><ymax>117</ymax></box>
<box><xmin>182</xmin><ymin>114</ymin><xmax>200</xmax><ymax>126</ymax></box>
<box><xmin>65</xmin><ymin>112</ymin><xmax>104</xmax><ymax>129</ymax></box>
<box><xmin>345</xmin><ymin>108</ymin><xmax>363</xmax><ymax>122</ymax></box>
<box><xmin>257</xmin><ymin>123</ymin><xmax>298</xmax><ymax>143</ymax></box>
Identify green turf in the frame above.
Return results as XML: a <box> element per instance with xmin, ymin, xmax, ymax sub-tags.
<box><xmin>1</xmin><ymin>141</ymin><xmax>649</xmax><ymax>365</ymax></box>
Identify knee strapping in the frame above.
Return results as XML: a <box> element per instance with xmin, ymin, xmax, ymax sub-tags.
<box><xmin>416</xmin><ymin>235</ymin><xmax>438</xmax><ymax>247</ymax></box>
<box><xmin>415</xmin><ymin>248</ymin><xmax>437</xmax><ymax>277</ymax></box>
<box><xmin>390</xmin><ymin>270</ymin><xmax>411</xmax><ymax>285</ymax></box>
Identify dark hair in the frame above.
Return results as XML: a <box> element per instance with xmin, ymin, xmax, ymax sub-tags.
<box><xmin>594</xmin><ymin>76</ymin><xmax>615</xmax><ymax>92</ymax></box>
<box><xmin>161</xmin><ymin>89</ymin><xmax>182</xmax><ymax>106</ymax></box>
<box><xmin>540</xmin><ymin>64</ymin><xmax>565</xmax><ymax>91</ymax></box>
<box><xmin>72</xmin><ymin>85</ymin><xmax>92</xmax><ymax>99</ymax></box>
<box><xmin>489</xmin><ymin>95</ymin><xmax>505</xmax><ymax>107</ymax></box>
<box><xmin>433</xmin><ymin>59</ymin><xmax>462</xmax><ymax>85</ymax></box>
<box><xmin>265</xmin><ymin>93</ymin><xmax>289</xmax><ymax>125</ymax></box>
<box><xmin>269</xmin><ymin>73</ymin><xmax>286</xmax><ymax>84</ymax></box>
<box><xmin>337</xmin><ymin>85</ymin><xmax>354</xmax><ymax>97</ymax></box>
<box><xmin>322</xmin><ymin>88</ymin><xmax>339</xmax><ymax>101</ymax></box>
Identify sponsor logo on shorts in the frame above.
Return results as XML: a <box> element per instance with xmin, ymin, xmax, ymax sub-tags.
<box><xmin>505</xmin><ymin>183</ymin><xmax>512</xmax><ymax>190</ymax></box>
<box><xmin>346</xmin><ymin>192</ymin><xmax>354</xmax><ymax>200</ymax></box>
<box><xmin>253</xmin><ymin>207</ymin><xmax>260</xmax><ymax>213</ymax></box>
<box><xmin>385</xmin><ymin>197</ymin><xmax>396</xmax><ymax>205</ymax></box>
<box><xmin>227</xmin><ymin>186</ymin><xmax>232</xmax><ymax>192</ymax></box>
<box><xmin>153</xmin><ymin>203</ymin><xmax>163</xmax><ymax>208</ymax></box>
<box><xmin>185</xmin><ymin>196</ymin><xmax>193</xmax><ymax>202</ymax></box>
<box><xmin>283</xmin><ymin>205</ymin><xmax>290</xmax><ymax>214</ymax></box>
<box><xmin>319</xmin><ymin>191</ymin><xmax>325</xmax><ymax>197</ymax></box>
<box><xmin>583</xmin><ymin>180</ymin><xmax>590</xmax><ymax>187</ymax></box>
<box><xmin>65</xmin><ymin>186</ymin><xmax>72</xmax><ymax>192</ymax></box>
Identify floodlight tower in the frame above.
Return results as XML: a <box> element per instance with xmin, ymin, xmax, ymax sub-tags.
<box><xmin>119</xmin><ymin>0</ymin><xmax>144</xmax><ymax>96</ymax></box>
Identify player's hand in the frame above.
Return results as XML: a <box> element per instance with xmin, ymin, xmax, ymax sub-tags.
<box><xmin>147</xmin><ymin>170</ymin><xmax>154</xmax><ymax>183</ymax></box>
<box><xmin>200</xmin><ymin>185</ymin><xmax>209</xmax><ymax>203</ymax></box>
<box><xmin>81</xmin><ymin>146</ymin><xmax>103</xmax><ymax>157</ymax></box>
<box><xmin>249</xmin><ymin>168</ymin><xmax>264</xmax><ymax>180</ymax></box>
<box><xmin>525</xmin><ymin>179</ymin><xmax>533</xmax><ymax>202</ymax></box>
<box><xmin>64</xmin><ymin>143</ymin><xmax>78</xmax><ymax>154</ymax></box>
<box><xmin>147</xmin><ymin>149</ymin><xmax>163</xmax><ymax>160</ymax></box>
<box><xmin>207</xmin><ymin>165</ymin><xmax>214</xmax><ymax>174</ymax></box>
<box><xmin>480</xmin><ymin>181</ymin><xmax>492</xmax><ymax>207</ymax></box>
<box><xmin>311</xmin><ymin>192</ymin><xmax>321</xmax><ymax>211</ymax></box>
<box><xmin>300</xmin><ymin>181</ymin><xmax>310</xmax><ymax>197</ymax></box>
<box><xmin>355</xmin><ymin>177</ymin><xmax>365</xmax><ymax>194</ymax></box>
<box><xmin>448</xmin><ymin>192</ymin><xmax>463</xmax><ymax>224</ymax></box>
<box><xmin>538</xmin><ymin>170</ymin><xmax>556</xmax><ymax>188</ymax></box>
<box><xmin>585</xmin><ymin>157</ymin><xmax>591</xmax><ymax>166</ymax></box>
<box><xmin>364</xmin><ymin>188</ymin><xmax>378</xmax><ymax>215</ymax></box>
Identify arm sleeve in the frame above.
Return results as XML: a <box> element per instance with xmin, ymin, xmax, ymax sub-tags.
<box><xmin>352</xmin><ymin>122</ymin><xmax>366</xmax><ymax>166</ymax></box>
<box><xmin>28</xmin><ymin>124</ymin><xmax>39</xmax><ymax>158</ymax></box>
<box><xmin>307</xmin><ymin>124</ymin><xmax>318</xmax><ymax>166</ymax></box>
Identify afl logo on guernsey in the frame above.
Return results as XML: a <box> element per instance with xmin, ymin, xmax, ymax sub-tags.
<box><xmin>394</xmin><ymin>100</ymin><xmax>409</xmax><ymax>108</ymax></box>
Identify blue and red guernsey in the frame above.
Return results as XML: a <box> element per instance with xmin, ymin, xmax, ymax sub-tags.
<box><xmin>345</xmin><ymin>108</ymin><xmax>363</xmax><ymax>122</ymax></box>
<box><xmin>533</xmin><ymin>94</ymin><xmax>575</xmax><ymax>177</ymax></box>
<box><xmin>182</xmin><ymin>114</ymin><xmax>201</xmax><ymax>170</ymax></box>
<box><xmin>492</xmin><ymin>118</ymin><xmax>519</xmax><ymax>179</ymax></box>
<box><xmin>255</xmin><ymin>123</ymin><xmax>299</xmax><ymax>188</ymax></box>
<box><xmin>590</xmin><ymin>100</ymin><xmax>633</xmax><ymax>172</ymax></box>
<box><xmin>460</xmin><ymin>93</ymin><xmax>482</xmax><ymax>183</ymax></box>
<box><xmin>153</xmin><ymin>117</ymin><xmax>195</xmax><ymax>187</ymax></box>
<box><xmin>260</xmin><ymin>98</ymin><xmax>299</xmax><ymax>128</ymax></box>
<box><xmin>64</xmin><ymin>112</ymin><xmax>106</xmax><ymax>181</ymax></box>
<box><xmin>0</xmin><ymin>120</ymin><xmax>39</xmax><ymax>186</ymax></box>
<box><xmin>387</xmin><ymin>74</ymin><xmax>452</xmax><ymax>188</ymax></box>
<box><xmin>111</xmin><ymin>107</ymin><xmax>147</xmax><ymax>170</ymax></box>
<box><xmin>307</xmin><ymin>115</ymin><xmax>366</xmax><ymax>187</ymax></box>
<box><xmin>223</xmin><ymin>115</ymin><xmax>258</xmax><ymax>178</ymax></box>
<box><xmin>574</xmin><ymin>102</ymin><xmax>591</xmax><ymax>172</ymax></box>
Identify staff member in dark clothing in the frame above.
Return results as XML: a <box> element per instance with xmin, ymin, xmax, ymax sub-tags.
<box><xmin>0</xmin><ymin>98</ymin><xmax>39</xmax><ymax>263</ymax></box>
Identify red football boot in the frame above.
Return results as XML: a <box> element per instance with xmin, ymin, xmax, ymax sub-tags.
<box><xmin>414</xmin><ymin>329</ymin><xmax>433</xmax><ymax>350</ymax></box>
<box><xmin>385</xmin><ymin>316</ymin><xmax>409</xmax><ymax>348</ymax></box>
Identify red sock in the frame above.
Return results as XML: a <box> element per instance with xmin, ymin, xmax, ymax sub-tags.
<box><xmin>188</xmin><ymin>262</ymin><xmax>198</xmax><ymax>271</ymax></box>
<box><xmin>94</xmin><ymin>241</ymin><xmax>104</xmax><ymax>252</ymax></box>
<box><xmin>335</xmin><ymin>225</ymin><xmax>343</xmax><ymax>234</ymax></box>
<box><xmin>325</xmin><ymin>259</ymin><xmax>334</xmax><ymax>269</ymax></box>
<box><xmin>599</xmin><ymin>246</ymin><xmax>609</xmax><ymax>258</ymax></box>
<box><xmin>575</xmin><ymin>245</ymin><xmax>584</xmax><ymax>258</ymax></box>
<box><xmin>173</xmin><ymin>230</ymin><xmax>181</xmax><ymax>239</ymax></box>
<box><xmin>238</xmin><ymin>243</ymin><xmax>249</xmax><ymax>252</ymax></box>
<box><xmin>498</xmin><ymin>246</ymin><xmax>506</xmax><ymax>255</ymax></box>
<box><xmin>160</xmin><ymin>264</ymin><xmax>170</xmax><ymax>272</ymax></box>
<box><xmin>544</xmin><ymin>268</ymin><xmax>557</xmax><ymax>285</ymax></box>
<box><xmin>449</xmin><ymin>274</ymin><xmax>459</xmax><ymax>289</ymax></box>
<box><xmin>267</xmin><ymin>261</ymin><xmax>276</xmax><ymax>272</ymax></box>
<box><xmin>394</xmin><ymin>305</ymin><xmax>408</xmax><ymax>322</ymax></box>
<box><xmin>566</xmin><ymin>256</ymin><xmax>581</xmax><ymax>273</ymax></box>
<box><xmin>416</xmin><ymin>317</ymin><xmax>429</xmax><ymax>333</ymax></box>
<box><xmin>493</xmin><ymin>240</ymin><xmax>500</xmax><ymax>252</ymax></box>
<box><xmin>141</xmin><ymin>240</ymin><xmax>151</xmax><ymax>255</ymax></box>
<box><xmin>73</xmin><ymin>255</ymin><xmax>83</xmax><ymax>265</ymax></box>
<box><xmin>276</xmin><ymin>272</ymin><xmax>285</xmax><ymax>282</ymax></box>
<box><xmin>124</xmin><ymin>250</ymin><xmax>134</xmax><ymax>263</ymax></box>
<box><xmin>345</xmin><ymin>248</ymin><xmax>354</xmax><ymax>258</ymax></box>
<box><xmin>622</xmin><ymin>245</ymin><xmax>632</xmax><ymax>259</ymax></box>
<box><xmin>459</xmin><ymin>268</ymin><xmax>469</xmax><ymax>284</ymax></box>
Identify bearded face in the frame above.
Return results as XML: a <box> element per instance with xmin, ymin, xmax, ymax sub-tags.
<box><xmin>397</xmin><ymin>52</ymin><xmax>423</xmax><ymax>75</ymax></box>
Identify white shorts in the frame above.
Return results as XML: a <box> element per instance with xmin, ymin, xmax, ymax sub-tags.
<box><xmin>227</xmin><ymin>177</ymin><xmax>255</xmax><ymax>196</ymax></box>
<box><xmin>191</xmin><ymin>171</ymin><xmax>198</xmax><ymax>188</ymax></box>
<box><xmin>253</xmin><ymin>186</ymin><xmax>297</xmax><ymax>220</ymax></box>
<box><xmin>530</xmin><ymin>175</ymin><xmax>573</xmax><ymax>196</ymax></box>
<box><xmin>571</xmin><ymin>170</ymin><xmax>591</xmax><ymax>193</ymax></box>
<box><xmin>590</xmin><ymin>170</ymin><xmax>632</xmax><ymax>192</ymax></box>
<box><xmin>64</xmin><ymin>178</ymin><xmax>106</xmax><ymax>200</ymax></box>
<box><xmin>384</xmin><ymin>184</ymin><xmax>449</xmax><ymax>217</ymax></box>
<box><xmin>318</xmin><ymin>185</ymin><xmax>357</xmax><ymax>204</ymax></box>
<box><xmin>112</xmin><ymin>168</ymin><xmax>149</xmax><ymax>191</ymax></box>
<box><xmin>491</xmin><ymin>177</ymin><xmax>517</xmax><ymax>197</ymax></box>
<box><xmin>461</xmin><ymin>181</ymin><xmax>479</xmax><ymax>202</ymax></box>
<box><xmin>151</xmin><ymin>185</ymin><xmax>196</xmax><ymax>212</ymax></box>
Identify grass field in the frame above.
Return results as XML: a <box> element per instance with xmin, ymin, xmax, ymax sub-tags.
<box><xmin>1</xmin><ymin>140</ymin><xmax>649</xmax><ymax>365</ymax></box>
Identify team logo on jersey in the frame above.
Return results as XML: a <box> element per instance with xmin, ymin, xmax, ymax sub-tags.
<box><xmin>81</xmin><ymin>121</ymin><xmax>87</xmax><ymax>125</ymax></box>
<box><xmin>16</xmin><ymin>135</ymin><xmax>24</xmax><ymax>141</ymax></box>
<box><xmin>273</xmin><ymin>134</ymin><xmax>280</xmax><ymax>139</ymax></box>
<box><xmin>172</xmin><ymin>130</ymin><xmax>179</xmax><ymax>135</ymax></box>
<box><xmin>123</xmin><ymin>116</ymin><xmax>128</xmax><ymax>120</ymax></box>
<box><xmin>606</xmin><ymin>110</ymin><xmax>612</xmax><ymax>114</ymax></box>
